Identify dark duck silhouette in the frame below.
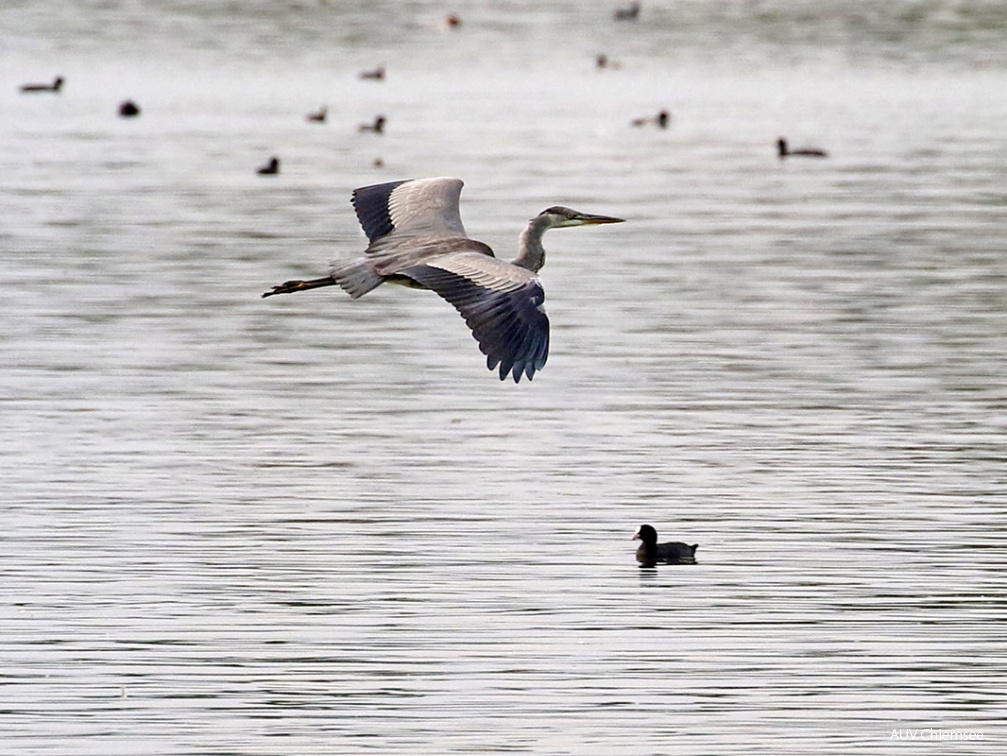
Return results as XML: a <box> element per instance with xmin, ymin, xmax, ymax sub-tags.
<box><xmin>777</xmin><ymin>137</ymin><xmax>827</xmax><ymax>159</ymax></box>
<box><xmin>358</xmin><ymin>115</ymin><xmax>386</xmax><ymax>134</ymax></box>
<box><xmin>359</xmin><ymin>65</ymin><xmax>386</xmax><ymax>81</ymax></box>
<box><xmin>596</xmin><ymin>54</ymin><xmax>622</xmax><ymax>70</ymax></box>
<box><xmin>631</xmin><ymin>109</ymin><xmax>670</xmax><ymax>128</ymax></box>
<box><xmin>306</xmin><ymin>106</ymin><xmax>327</xmax><ymax>123</ymax></box>
<box><xmin>633</xmin><ymin>524</ymin><xmax>698</xmax><ymax>567</ymax></box>
<box><xmin>118</xmin><ymin>100</ymin><xmax>140</xmax><ymax>118</ymax></box>
<box><xmin>20</xmin><ymin>76</ymin><xmax>63</xmax><ymax>93</ymax></box>
<box><xmin>257</xmin><ymin>156</ymin><xmax>280</xmax><ymax>175</ymax></box>
<box><xmin>614</xmin><ymin>1</ymin><xmax>641</xmax><ymax>20</ymax></box>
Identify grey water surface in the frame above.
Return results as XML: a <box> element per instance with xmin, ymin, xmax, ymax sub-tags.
<box><xmin>2</xmin><ymin>1</ymin><xmax>1005</xmax><ymax>753</ymax></box>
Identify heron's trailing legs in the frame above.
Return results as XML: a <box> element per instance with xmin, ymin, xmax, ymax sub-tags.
<box><xmin>261</xmin><ymin>276</ymin><xmax>336</xmax><ymax>298</ymax></box>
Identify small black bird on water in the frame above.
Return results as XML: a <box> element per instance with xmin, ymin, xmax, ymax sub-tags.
<box><xmin>20</xmin><ymin>76</ymin><xmax>63</xmax><ymax>93</ymax></box>
<box><xmin>359</xmin><ymin>65</ymin><xmax>385</xmax><ymax>80</ymax></box>
<box><xmin>630</xmin><ymin>109</ymin><xmax>670</xmax><ymax>129</ymax></box>
<box><xmin>633</xmin><ymin>524</ymin><xmax>698</xmax><ymax>567</ymax></box>
<box><xmin>257</xmin><ymin>156</ymin><xmax>280</xmax><ymax>175</ymax></box>
<box><xmin>358</xmin><ymin>115</ymin><xmax>386</xmax><ymax>134</ymax></box>
<box><xmin>118</xmin><ymin>100</ymin><xmax>140</xmax><ymax>118</ymax></box>
<box><xmin>777</xmin><ymin>137</ymin><xmax>828</xmax><ymax>159</ymax></box>
<box><xmin>614</xmin><ymin>1</ymin><xmax>641</xmax><ymax>20</ymax></box>
<box><xmin>596</xmin><ymin>54</ymin><xmax>622</xmax><ymax>70</ymax></box>
<box><xmin>306</xmin><ymin>106</ymin><xmax>327</xmax><ymax>123</ymax></box>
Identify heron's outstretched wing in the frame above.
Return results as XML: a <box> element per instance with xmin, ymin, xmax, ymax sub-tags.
<box><xmin>399</xmin><ymin>252</ymin><xmax>550</xmax><ymax>382</ymax></box>
<box><xmin>352</xmin><ymin>177</ymin><xmax>467</xmax><ymax>245</ymax></box>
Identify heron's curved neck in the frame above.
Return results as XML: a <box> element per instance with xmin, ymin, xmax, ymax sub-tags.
<box><xmin>512</xmin><ymin>215</ymin><xmax>551</xmax><ymax>273</ymax></box>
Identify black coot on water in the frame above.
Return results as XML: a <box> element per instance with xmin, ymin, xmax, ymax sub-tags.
<box><xmin>633</xmin><ymin>524</ymin><xmax>698</xmax><ymax>567</ymax></box>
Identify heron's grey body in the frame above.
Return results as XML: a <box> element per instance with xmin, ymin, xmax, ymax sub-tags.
<box><xmin>262</xmin><ymin>177</ymin><xmax>623</xmax><ymax>382</ymax></box>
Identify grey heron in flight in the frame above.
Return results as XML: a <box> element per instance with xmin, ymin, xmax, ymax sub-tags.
<box><xmin>262</xmin><ymin>177</ymin><xmax>624</xmax><ymax>382</ymax></box>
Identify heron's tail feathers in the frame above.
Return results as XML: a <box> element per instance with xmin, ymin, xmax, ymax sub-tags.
<box><xmin>329</xmin><ymin>258</ymin><xmax>383</xmax><ymax>299</ymax></box>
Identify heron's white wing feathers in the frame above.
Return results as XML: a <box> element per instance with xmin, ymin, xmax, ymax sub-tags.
<box><xmin>426</xmin><ymin>252</ymin><xmax>533</xmax><ymax>292</ymax></box>
<box><xmin>352</xmin><ymin>177</ymin><xmax>466</xmax><ymax>244</ymax></box>
<box><xmin>400</xmin><ymin>252</ymin><xmax>549</xmax><ymax>382</ymax></box>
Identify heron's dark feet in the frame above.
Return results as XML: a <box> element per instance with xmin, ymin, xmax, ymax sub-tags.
<box><xmin>261</xmin><ymin>275</ymin><xmax>338</xmax><ymax>298</ymax></box>
<box><xmin>262</xmin><ymin>280</ymin><xmax>307</xmax><ymax>298</ymax></box>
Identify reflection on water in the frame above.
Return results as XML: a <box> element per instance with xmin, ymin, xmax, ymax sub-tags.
<box><xmin>3</xmin><ymin>1</ymin><xmax>1006</xmax><ymax>753</ymax></box>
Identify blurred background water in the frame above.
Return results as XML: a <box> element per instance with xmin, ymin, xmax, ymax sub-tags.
<box><xmin>2</xmin><ymin>1</ymin><xmax>1006</xmax><ymax>753</ymax></box>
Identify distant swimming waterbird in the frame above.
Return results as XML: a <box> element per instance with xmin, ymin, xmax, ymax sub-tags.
<box><xmin>306</xmin><ymin>106</ymin><xmax>327</xmax><ymax>123</ymax></box>
<box><xmin>262</xmin><ymin>177</ymin><xmax>624</xmax><ymax>382</ymax></box>
<box><xmin>777</xmin><ymin>137</ymin><xmax>828</xmax><ymax>159</ymax></box>
<box><xmin>358</xmin><ymin>115</ymin><xmax>386</xmax><ymax>134</ymax></box>
<box><xmin>614</xmin><ymin>1</ymin><xmax>641</xmax><ymax>20</ymax></box>
<box><xmin>20</xmin><ymin>76</ymin><xmax>63</xmax><ymax>93</ymax></box>
<box><xmin>630</xmin><ymin>109</ymin><xmax>669</xmax><ymax>128</ymax></box>
<box><xmin>118</xmin><ymin>100</ymin><xmax>140</xmax><ymax>118</ymax></box>
<box><xmin>359</xmin><ymin>65</ymin><xmax>386</xmax><ymax>80</ymax></box>
<box><xmin>257</xmin><ymin>156</ymin><xmax>280</xmax><ymax>175</ymax></box>
<box><xmin>633</xmin><ymin>524</ymin><xmax>698</xmax><ymax>567</ymax></box>
<box><xmin>596</xmin><ymin>54</ymin><xmax>622</xmax><ymax>70</ymax></box>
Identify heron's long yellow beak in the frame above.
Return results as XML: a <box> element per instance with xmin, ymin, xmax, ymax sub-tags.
<box><xmin>576</xmin><ymin>212</ymin><xmax>625</xmax><ymax>225</ymax></box>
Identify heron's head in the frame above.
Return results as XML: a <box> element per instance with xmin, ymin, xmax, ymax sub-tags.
<box><xmin>537</xmin><ymin>206</ymin><xmax>625</xmax><ymax>229</ymax></box>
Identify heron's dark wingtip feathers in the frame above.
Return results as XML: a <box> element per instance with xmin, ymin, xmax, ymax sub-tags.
<box><xmin>484</xmin><ymin>340</ymin><xmax>528</xmax><ymax>383</ymax></box>
<box><xmin>400</xmin><ymin>262</ymin><xmax>550</xmax><ymax>383</ymax></box>
<box><xmin>351</xmin><ymin>179</ymin><xmax>410</xmax><ymax>241</ymax></box>
<box><xmin>474</xmin><ymin>293</ymin><xmax>548</xmax><ymax>383</ymax></box>
<box><xmin>490</xmin><ymin>357</ymin><xmax>538</xmax><ymax>383</ymax></box>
